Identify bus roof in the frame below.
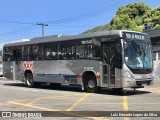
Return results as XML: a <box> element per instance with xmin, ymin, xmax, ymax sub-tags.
<box><xmin>4</xmin><ymin>30</ymin><xmax>148</xmax><ymax>47</ymax></box>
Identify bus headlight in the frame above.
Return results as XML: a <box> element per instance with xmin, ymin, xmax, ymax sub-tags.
<box><xmin>125</xmin><ymin>70</ymin><xmax>134</xmax><ymax>79</ymax></box>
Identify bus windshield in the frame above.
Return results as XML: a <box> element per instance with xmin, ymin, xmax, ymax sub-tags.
<box><xmin>124</xmin><ymin>41</ymin><xmax>152</xmax><ymax>69</ymax></box>
<box><xmin>122</xmin><ymin>32</ymin><xmax>153</xmax><ymax>74</ymax></box>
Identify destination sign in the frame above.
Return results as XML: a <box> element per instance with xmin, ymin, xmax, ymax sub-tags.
<box><xmin>81</xmin><ymin>39</ymin><xmax>92</xmax><ymax>44</ymax></box>
<box><xmin>123</xmin><ymin>32</ymin><xmax>149</xmax><ymax>41</ymax></box>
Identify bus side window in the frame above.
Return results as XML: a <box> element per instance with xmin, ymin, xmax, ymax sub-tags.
<box><xmin>13</xmin><ymin>50</ymin><xmax>17</xmax><ymax>61</ymax></box>
<box><xmin>76</xmin><ymin>39</ymin><xmax>100</xmax><ymax>59</ymax></box>
<box><xmin>13</xmin><ymin>49</ymin><xmax>22</xmax><ymax>62</ymax></box>
<box><xmin>22</xmin><ymin>46</ymin><xmax>28</xmax><ymax>61</ymax></box>
<box><xmin>32</xmin><ymin>45</ymin><xmax>39</xmax><ymax>60</ymax></box>
<box><xmin>44</xmin><ymin>43</ymin><xmax>57</xmax><ymax>60</ymax></box>
<box><xmin>76</xmin><ymin>44</ymin><xmax>85</xmax><ymax>59</ymax></box>
<box><xmin>4</xmin><ymin>47</ymin><xmax>14</xmax><ymax>61</ymax></box>
<box><xmin>58</xmin><ymin>41</ymin><xmax>76</xmax><ymax>60</ymax></box>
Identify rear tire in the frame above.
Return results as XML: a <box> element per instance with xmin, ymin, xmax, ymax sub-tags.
<box><xmin>25</xmin><ymin>73</ymin><xmax>34</xmax><ymax>87</ymax></box>
<box><xmin>83</xmin><ymin>75</ymin><xmax>98</xmax><ymax>93</ymax></box>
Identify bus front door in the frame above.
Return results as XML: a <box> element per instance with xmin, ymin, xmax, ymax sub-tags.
<box><xmin>101</xmin><ymin>42</ymin><xmax>115</xmax><ymax>87</ymax></box>
<box><xmin>13</xmin><ymin>49</ymin><xmax>21</xmax><ymax>80</ymax></box>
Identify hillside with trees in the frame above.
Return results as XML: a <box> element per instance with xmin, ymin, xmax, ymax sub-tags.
<box><xmin>83</xmin><ymin>24</ymin><xmax>110</xmax><ymax>34</ymax></box>
<box><xmin>83</xmin><ymin>2</ymin><xmax>160</xmax><ymax>33</ymax></box>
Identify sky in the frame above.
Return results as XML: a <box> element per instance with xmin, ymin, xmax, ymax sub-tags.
<box><xmin>0</xmin><ymin>0</ymin><xmax>160</xmax><ymax>43</ymax></box>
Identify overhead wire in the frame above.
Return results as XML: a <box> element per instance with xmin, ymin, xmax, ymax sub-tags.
<box><xmin>0</xmin><ymin>0</ymin><xmax>139</xmax><ymax>37</ymax></box>
<box><xmin>46</xmin><ymin>0</ymin><xmax>138</xmax><ymax>24</ymax></box>
<box><xmin>48</xmin><ymin>24</ymin><xmax>98</xmax><ymax>28</ymax></box>
<box><xmin>0</xmin><ymin>25</ymin><xmax>38</xmax><ymax>37</ymax></box>
<box><xmin>0</xmin><ymin>19</ymin><xmax>34</xmax><ymax>25</ymax></box>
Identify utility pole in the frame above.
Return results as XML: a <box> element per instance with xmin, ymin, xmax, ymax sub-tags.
<box><xmin>37</xmin><ymin>23</ymin><xmax>48</xmax><ymax>37</ymax></box>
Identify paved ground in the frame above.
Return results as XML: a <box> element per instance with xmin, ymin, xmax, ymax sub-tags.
<box><xmin>0</xmin><ymin>77</ymin><xmax>160</xmax><ymax>120</ymax></box>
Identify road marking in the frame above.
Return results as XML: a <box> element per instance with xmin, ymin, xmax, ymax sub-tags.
<box><xmin>31</xmin><ymin>102</ymin><xmax>160</xmax><ymax>106</ymax></box>
<box><xmin>7</xmin><ymin>101</ymin><xmax>85</xmax><ymax>117</ymax></box>
<box><xmin>8</xmin><ymin>100</ymin><xmax>110</xmax><ymax>119</ymax></box>
<box><xmin>26</xmin><ymin>94</ymin><xmax>81</xmax><ymax>105</ymax></box>
<box><xmin>123</xmin><ymin>91</ymin><xmax>129</xmax><ymax>120</ymax></box>
<box><xmin>66</xmin><ymin>93</ymin><xmax>90</xmax><ymax>111</ymax></box>
<box><xmin>8</xmin><ymin>101</ymin><xmax>58</xmax><ymax>111</ymax></box>
<box><xmin>81</xmin><ymin>102</ymin><xmax>122</xmax><ymax>104</ymax></box>
<box><xmin>123</xmin><ymin>91</ymin><xmax>128</xmax><ymax>111</ymax></box>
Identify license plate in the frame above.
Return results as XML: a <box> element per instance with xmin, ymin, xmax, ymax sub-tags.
<box><xmin>145</xmin><ymin>74</ymin><xmax>151</xmax><ymax>79</ymax></box>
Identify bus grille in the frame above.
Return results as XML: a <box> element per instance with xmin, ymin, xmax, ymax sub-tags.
<box><xmin>136</xmin><ymin>80</ymin><xmax>152</xmax><ymax>85</ymax></box>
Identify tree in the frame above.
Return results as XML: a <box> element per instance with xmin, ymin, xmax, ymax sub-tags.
<box><xmin>82</xmin><ymin>24</ymin><xmax>110</xmax><ymax>34</ymax></box>
<box><xmin>83</xmin><ymin>2</ymin><xmax>160</xmax><ymax>33</ymax></box>
<box><xmin>111</xmin><ymin>2</ymin><xmax>152</xmax><ymax>31</ymax></box>
<box><xmin>117</xmin><ymin>2</ymin><xmax>151</xmax><ymax>20</ymax></box>
<box><xmin>151</xmin><ymin>7</ymin><xmax>160</xmax><ymax>29</ymax></box>
<box><xmin>110</xmin><ymin>14</ymin><xmax>141</xmax><ymax>31</ymax></box>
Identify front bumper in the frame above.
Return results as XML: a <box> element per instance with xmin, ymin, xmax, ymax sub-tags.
<box><xmin>122</xmin><ymin>77</ymin><xmax>154</xmax><ymax>88</ymax></box>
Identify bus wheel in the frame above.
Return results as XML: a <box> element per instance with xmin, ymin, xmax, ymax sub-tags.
<box><xmin>84</xmin><ymin>75</ymin><xmax>98</xmax><ymax>93</ymax></box>
<box><xmin>25</xmin><ymin>73</ymin><xmax>34</xmax><ymax>87</ymax></box>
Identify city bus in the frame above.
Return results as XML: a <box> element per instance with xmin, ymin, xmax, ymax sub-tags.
<box><xmin>3</xmin><ymin>30</ymin><xmax>154</xmax><ymax>92</ymax></box>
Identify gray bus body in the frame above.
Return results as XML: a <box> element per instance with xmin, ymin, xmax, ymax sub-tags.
<box><xmin>3</xmin><ymin>30</ymin><xmax>154</xmax><ymax>92</ymax></box>
<box><xmin>0</xmin><ymin>39</ymin><xmax>30</xmax><ymax>77</ymax></box>
<box><xmin>0</xmin><ymin>44</ymin><xmax>3</xmax><ymax>76</ymax></box>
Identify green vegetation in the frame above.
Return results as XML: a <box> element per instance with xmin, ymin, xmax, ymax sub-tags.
<box><xmin>83</xmin><ymin>2</ymin><xmax>160</xmax><ymax>33</ymax></box>
<box><xmin>82</xmin><ymin>24</ymin><xmax>110</xmax><ymax>34</ymax></box>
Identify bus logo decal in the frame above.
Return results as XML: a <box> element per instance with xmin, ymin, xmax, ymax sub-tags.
<box><xmin>23</xmin><ymin>61</ymin><xmax>33</xmax><ymax>70</ymax></box>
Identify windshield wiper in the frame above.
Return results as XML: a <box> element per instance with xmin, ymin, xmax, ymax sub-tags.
<box><xmin>131</xmin><ymin>40</ymin><xmax>142</xmax><ymax>55</ymax></box>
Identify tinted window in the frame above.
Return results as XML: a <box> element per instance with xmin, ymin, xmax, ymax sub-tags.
<box><xmin>21</xmin><ymin>46</ymin><xmax>28</xmax><ymax>60</ymax></box>
<box><xmin>76</xmin><ymin>39</ymin><xmax>100</xmax><ymax>59</ymax></box>
<box><xmin>32</xmin><ymin>45</ymin><xmax>43</xmax><ymax>60</ymax></box>
<box><xmin>58</xmin><ymin>41</ymin><xmax>76</xmax><ymax>60</ymax></box>
<box><xmin>21</xmin><ymin>44</ymin><xmax>43</xmax><ymax>61</ymax></box>
<box><xmin>44</xmin><ymin>43</ymin><xmax>57</xmax><ymax>60</ymax></box>
<box><xmin>3</xmin><ymin>47</ymin><xmax>14</xmax><ymax>61</ymax></box>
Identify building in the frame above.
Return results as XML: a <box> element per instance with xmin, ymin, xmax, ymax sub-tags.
<box><xmin>144</xmin><ymin>28</ymin><xmax>160</xmax><ymax>79</ymax></box>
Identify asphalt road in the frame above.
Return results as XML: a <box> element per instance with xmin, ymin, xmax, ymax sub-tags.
<box><xmin>0</xmin><ymin>77</ymin><xmax>160</xmax><ymax>120</ymax></box>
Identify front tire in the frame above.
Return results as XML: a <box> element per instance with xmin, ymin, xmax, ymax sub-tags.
<box><xmin>83</xmin><ymin>75</ymin><xmax>98</xmax><ymax>93</ymax></box>
<box><xmin>25</xmin><ymin>73</ymin><xmax>34</xmax><ymax>87</ymax></box>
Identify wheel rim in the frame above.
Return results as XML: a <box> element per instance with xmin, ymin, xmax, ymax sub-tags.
<box><xmin>27</xmin><ymin>75</ymin><xmax>32</xmax><ymax>85</ymax></box>
<box><xmin>88</xmin><ymin>80</ymin><xmax>95</xmax><ymax>89</ymax></box>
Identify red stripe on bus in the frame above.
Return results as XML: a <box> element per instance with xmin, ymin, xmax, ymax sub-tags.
<box><xmin>96</xmin><ymin>75</ymin><xmax>100</xmax><ymax>79</ymax></box>
<box><xmin>76</xmin><ymin>74</ymin><xmax>82</xmax><ymax>78</ymax></box>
